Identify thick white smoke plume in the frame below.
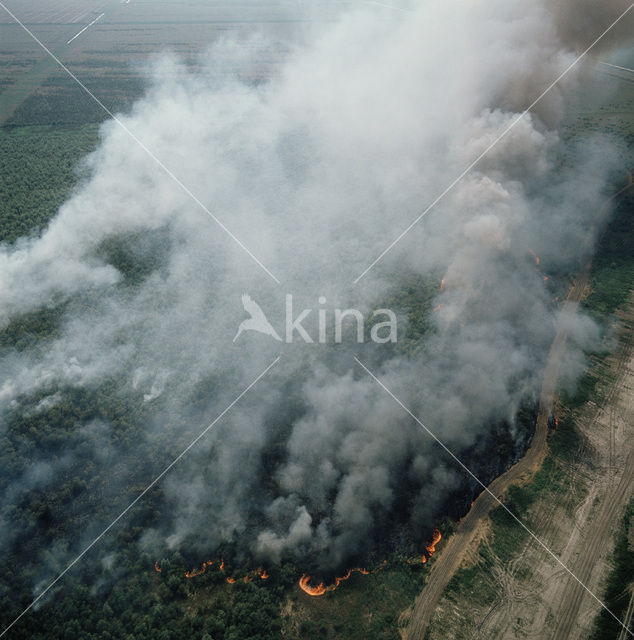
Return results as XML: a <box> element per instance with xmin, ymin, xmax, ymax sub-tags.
<box><xmin>0</xmin><ymin>0</ymin><xmax>629</xmax><ymax>573</ymax></box>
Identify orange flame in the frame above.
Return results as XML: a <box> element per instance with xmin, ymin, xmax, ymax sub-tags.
<box><xmin>528</xmin><ymin>249</ymin><xmax>540</xmax><ymax>265</ymax></box>
<box><xmin>440</xmin><ymin>278</ymin><xmax>446</xmax><ymax>292</ymax></box>
<box><xmin>425</xmin><ymin>529</ymin><xmax>442</xmax><ymax>556</ymax></box>
<box><xmin>155</xmin><ymin>561</ymin><xmax>161</xmax><ymax>573</ymax></box>
<box><xmin>182</xmin><ymin>557</ymin><xmax>271</xmax><ymax>585</ymax></box>
<box><xmin>333</xmin><ymin>569</ymin><xmax>350</xmax><ymax>588</ymax></box>
<box><xmin>299</xmin><ymin>574</ymin><xmax>327</xmax><ymax>596</ymax></box>
<box><xmin>299</xmin><ymin>568</ymin><xmax>370</xmax><ymax>596</ymax></box>
<box><xmin>185</xmin><ymin>560</ymin><xmax>214</xmax><ymax>579</ymax></box>
<box><xmin>433</xmin><ymin>303</ymin><xmax>445</xmax><ymax>313</ymax></box>
<box><xmin>407</xmin><ymin>556</ymin><xmax>426</xmax><ymax>565</ymax></box>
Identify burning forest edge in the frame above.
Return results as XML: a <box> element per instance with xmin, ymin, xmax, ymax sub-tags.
<box><xmin>157</xmin><ymin>528</ymin><xmax>442</xmax><ymax>597</ymax></box>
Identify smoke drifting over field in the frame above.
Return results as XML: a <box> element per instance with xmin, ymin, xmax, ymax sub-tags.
<box><xmin>0</xmin><ymin>0</ymin><xmax>629</xmax><ymax>576</ymax></box>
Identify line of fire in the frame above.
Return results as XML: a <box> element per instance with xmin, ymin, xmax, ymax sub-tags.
<box><xmin>157</xmin><ymin>529</ymin><xmax>443</xmax><ymax>597</ymax></box>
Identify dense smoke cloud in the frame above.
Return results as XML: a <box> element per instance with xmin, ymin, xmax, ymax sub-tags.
<box><xmin>0</xmin><ymin>0</ymin><xmax>629</xmax><ymax>576</ymax></box>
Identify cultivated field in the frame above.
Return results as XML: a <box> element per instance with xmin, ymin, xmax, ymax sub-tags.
<box><xmin>0</xmin><ymin>0</ymin><xmax>329</xmax><ymax>125</ymax></box>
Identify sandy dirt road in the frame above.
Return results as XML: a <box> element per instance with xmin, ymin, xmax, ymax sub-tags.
<box><xmin>618</xmin><ymin>590</ymin><xmax>634</xmax><ymax>640</ymax></box>
<box><xmin>405</xmin><ymin>177</ymin><xmax>633</xmax><ymax>640</ymax></box>
<box><xmin>548</xmin><ymin>317</ymin><xmax>634</xmax><ymax>640</ymax></box>
<box><xmin>456</xmin><ymin>300</ymin><xmax>634</xmax><ymax>640</ymax></box>
<box><xmin>404</xmin><ymin>264</ymin><xmax>592</xmax><ymax>640</ymax></box>
<box><xmin>407</xmin><ymin>297</ymin><xmax>634</xmax><ymax>640</ymax></box>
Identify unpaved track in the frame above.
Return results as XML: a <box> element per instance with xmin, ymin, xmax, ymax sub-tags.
<box><xmin>550</xmin><ymin>318</ymin><xmax>634</xmax><ymax>640</ymax></box>
<box><xmin>618</xmin><ymin>589</ymin><xmax>634</xmax><ymax>640</ymax></box>
<box><xmin>405</xmin><ymin>180</ymin><xmax>633</xmax><ymax>640</ymax></box>
<box><xmin>404</xmin><ymin>266</ymin><xmax>590</xmax><ymax>640</ymax></box>
<box><xmin>552</xmin><ymin>452</ymin><xmax>634</xmax><ymax>640</ymax></box>
<box><xmin>442</xmin><ymin>302</ymin><xmax>634</xmax><ymax>640</ymax></box>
